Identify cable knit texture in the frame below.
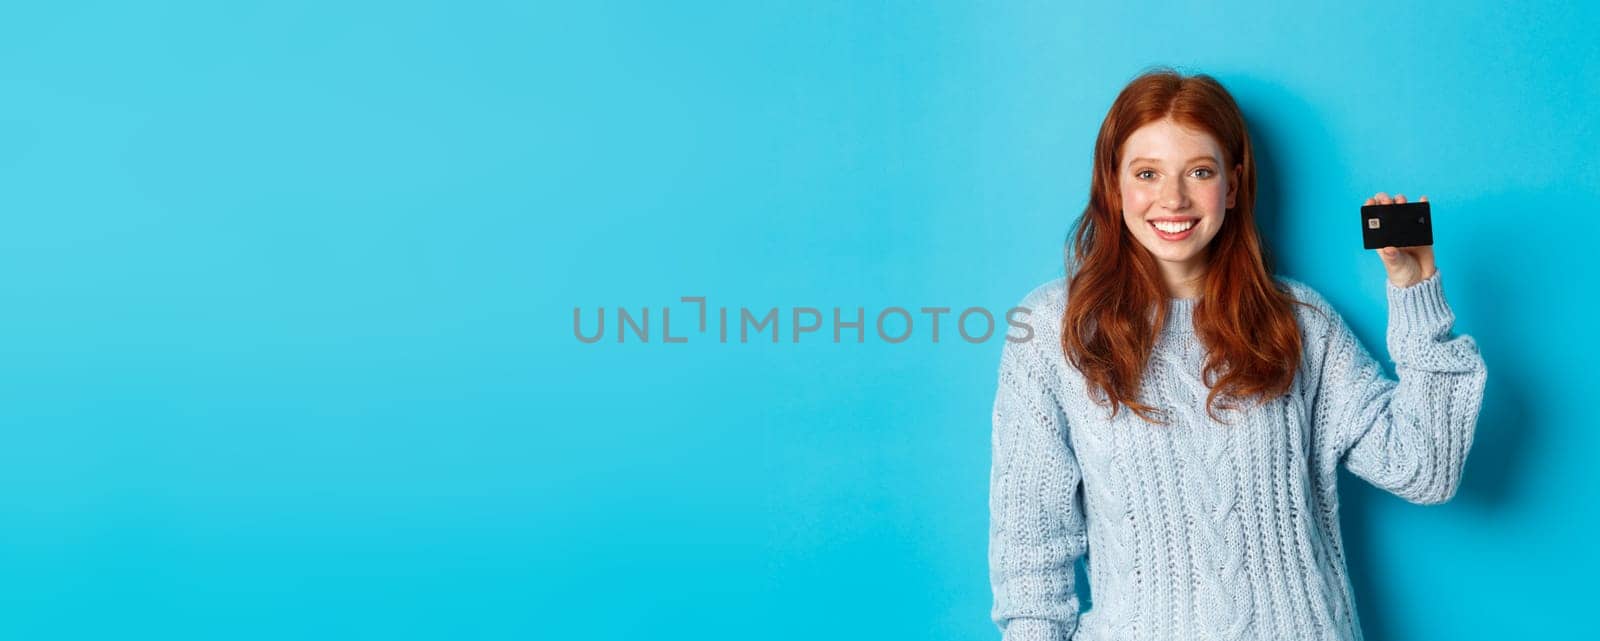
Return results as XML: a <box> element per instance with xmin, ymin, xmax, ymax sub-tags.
<box><xmin>988</xmin><ymin>271</ymin><xmax>1487</xmax><ymax>641</ymax></box>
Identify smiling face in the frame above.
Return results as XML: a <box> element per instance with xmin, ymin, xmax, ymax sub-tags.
<box><xmin>1118</xmin><ymin>117</ymin><xmax>1241</xmax><ymax>296</ymax></box>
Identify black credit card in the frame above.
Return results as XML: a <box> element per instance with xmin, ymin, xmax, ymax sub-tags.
<box><xmin>1361</xmin><ymin>201</ymin><xmax>1433</xmax><ymax>249</ymax></box>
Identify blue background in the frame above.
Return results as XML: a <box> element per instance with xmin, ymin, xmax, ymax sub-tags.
<box><xmin>2</xmin><ymin>1</ymin><xmax>1595</xmax><ymax>639</ymax></box>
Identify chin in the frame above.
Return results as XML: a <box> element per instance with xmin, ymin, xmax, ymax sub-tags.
<box><xmin>1152</xmin><ymin>248</ymin><xmax>1205</xmax><ymax>264</ymax></box>
<box><xmin>1154</xmin><ymin>247</ymin><xmax>1193</xmax><ymax>259</ymax></box>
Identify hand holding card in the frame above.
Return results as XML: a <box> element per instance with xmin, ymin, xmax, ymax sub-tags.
<box><xmin>1363</xmin><ymin>192</ymin><xmax>1438</xmax><ymax>288</ymax></box>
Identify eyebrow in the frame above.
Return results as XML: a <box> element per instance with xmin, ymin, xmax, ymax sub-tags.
<box><xmin>1126</xmin><ymin>155</ymin><xmax>1218</xmax><ymax>166</ymax></box>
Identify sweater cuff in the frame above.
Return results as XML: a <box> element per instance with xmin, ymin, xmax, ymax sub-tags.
<box><xmin>1001</xmin><ymin>618</ymin><xmax>1072</xmax><ymax>641</ymax></box>
<box><xmin>1385</xmin><ymin>270</ymin><xmax>1458</xmax><ymax>365</ymax></box>
<box><xmin>1386</xmin><ymin>270</ymin><xmax>1450</xmax><ymax>329</ymax></box>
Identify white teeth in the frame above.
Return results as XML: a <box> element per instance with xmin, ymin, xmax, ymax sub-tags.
<box><xmin>1153</xmin><ymin>220</ymin><xmax>1196</xmax><ymax>233</ymax></box>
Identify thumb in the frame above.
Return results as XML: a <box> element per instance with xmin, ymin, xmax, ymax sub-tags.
<box><xmin>1379</xmin><ymin>246</ymin><xmax>1418</xmax><ymax>271</ymax></box>
<box><xmin>1379</xmin><ymin>246</ymin><xmax>1421</xmax><ymax>273</ymax></box>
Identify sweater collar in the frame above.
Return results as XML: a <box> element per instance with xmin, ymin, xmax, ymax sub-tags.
<box><xmin>1165</xmin><ymin>296</ymin><xmax>1198</xmax><ymax>326</ymax></box>
<box><xmin>1158</xmin><ymin>297</ymin><xmax>1202</xmax><ymax>357</ymax></box>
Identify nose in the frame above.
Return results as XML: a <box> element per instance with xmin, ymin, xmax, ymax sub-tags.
<box><xmin>1161</xmin><ymin>178</ymin><xmax>1189</xmax><ymax>210</ymax></box>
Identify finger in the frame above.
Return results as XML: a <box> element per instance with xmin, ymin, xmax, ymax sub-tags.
<box><xmin>1395</xmin><ymin>194</ymin><xmax>1407</xmax><ymax>204</ymax></box>
<box><xmin>1376</xmin><ymin>192</ymin><xmax>1392</xmax><ymax>205</ymax></box>
<box><xmin>1419</xmin><ymin>195</ymin><xmax>1428</xmax><ymax>202</ymax></box>
<box><xmin>1364</xmin><ymin>197</ymin><xmax>1375</xmax><ymax>206</ymax></box>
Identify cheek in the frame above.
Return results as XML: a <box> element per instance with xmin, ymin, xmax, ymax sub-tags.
<box><xmin>1121</xmin><ymin>194</ymin><xmax>1148</xmax><ymax>230</ymax></box>
<box><xmin>1121</xmin><ymin>187</ymin><xmax>1156</xmax><ymax>215</ymax></box>
<box><xmin>1198</xmin><ymin>181</ymin><xmax>1229</xmax><ymax>207</ymax></box>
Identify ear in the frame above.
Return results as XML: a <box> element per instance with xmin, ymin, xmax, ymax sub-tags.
<box><xmin>1225</xmin><ymin>163</ymin><xmax>1242</xmax><ymax>209</ymax></box>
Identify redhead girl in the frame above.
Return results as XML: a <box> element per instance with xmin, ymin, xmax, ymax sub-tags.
<box><xmin>988</xmin><ymin>68</ymin><xmax>1487</xmax><ymax>641</ymax></box>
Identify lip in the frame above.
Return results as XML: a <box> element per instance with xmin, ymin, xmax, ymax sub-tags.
<box><xmin>1149</xmin><ymin>219</ymin><xmax>1199</xmax><ymax>241</ymax></box>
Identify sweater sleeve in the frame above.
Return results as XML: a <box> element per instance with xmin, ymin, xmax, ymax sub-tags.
<box><xmin>988</xmin><ymin>333</ymin><xmax>1086</xmax><ymax>641</ymax></box>
<box><xmin>1311</xmin><ymin>271</ymin><xmax>1488</xmax><ymax>505</ymax></box>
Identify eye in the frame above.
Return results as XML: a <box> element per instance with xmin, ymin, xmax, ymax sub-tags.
<box><xmin>1191</xmin><ymin>167</ymin><xmax>1216</xmax><ymax>178</ymax></box>
<box><xmin>1136</xmin><ymin>169</ymin><xmax>1157</xmax><ymax>180</ymax></box>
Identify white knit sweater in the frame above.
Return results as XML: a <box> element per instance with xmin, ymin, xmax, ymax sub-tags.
<box><xmin>988</xmin><ymin>271</ymin><xmax>1487</xmax><ymax>641</ymax></box>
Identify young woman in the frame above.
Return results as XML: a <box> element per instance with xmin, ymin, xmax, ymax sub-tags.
<box><xmin>987</xmin><ymin>69</ymin><xmax>1488</xmax><ymax>641</ymax></box>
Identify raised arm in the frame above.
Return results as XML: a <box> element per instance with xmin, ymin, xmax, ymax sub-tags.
<box><xmin>1311</xmin><ymin>271</ymin><xmax>1488</xmax><ymax>505</ymax></box>
<box><xmin>989</xmin><ymin>334</ymin><xmax>1086</xmax><ymax>640</ymax></box>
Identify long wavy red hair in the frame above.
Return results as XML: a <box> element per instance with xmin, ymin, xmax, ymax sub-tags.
<box><xmin>1062</xmin><ymin>68</ymin><xmax>1307</xmax><ymax>425</ymax></box>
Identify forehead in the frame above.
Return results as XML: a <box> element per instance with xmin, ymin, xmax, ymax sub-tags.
<box><xmin>1120</xmin><ymin>118</ymin><xmax>1223</xmax><ymax>165</ymax></box>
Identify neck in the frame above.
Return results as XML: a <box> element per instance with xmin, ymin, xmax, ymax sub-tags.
<box><xmin>1158</xmin><ymin>257</ymin><xmax>1207</xmax><ymax>300</ymax></box>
